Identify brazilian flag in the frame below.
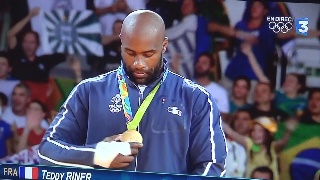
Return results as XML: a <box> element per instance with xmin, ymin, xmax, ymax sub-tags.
<box><xmin>274</xmin><ymin>122</ymin><xmax>320</xmax><ymax>180</ymax></box>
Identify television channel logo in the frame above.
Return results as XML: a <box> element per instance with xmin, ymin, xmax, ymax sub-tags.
<box><xmin>296</xmin><ymin>18</ymin><xmax>309</xmax><ymax>36</ymax></box>
<box><xmin>267</xmin><ymin>16</ymin><xmax>294</xmax><ymax>33</ymax></box>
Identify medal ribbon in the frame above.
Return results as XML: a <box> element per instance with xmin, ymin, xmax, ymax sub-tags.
<box><xmin>117</xmin><ymin>66</ymin><xmax>168</xmax><ymax>130</ymax></box>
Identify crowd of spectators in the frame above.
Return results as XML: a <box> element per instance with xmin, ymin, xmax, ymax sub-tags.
<box><xmin>0</xmin><ymin>0</ymin><xmax>320</xmax><ymax>179</ymax></box>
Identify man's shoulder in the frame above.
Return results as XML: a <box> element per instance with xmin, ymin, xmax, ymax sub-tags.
<box><xmin>78</xmin><ymin>70</ymin><xmax>117</xmax><ymax>87</ymax></box>
<box><xmin>167</xmin><ymin>71</ymin><xmax>185</xmax><ymax>81</ymax></box>
<box><xmin>167</xmin><ymin>71</ymin><xmax>206</xmax><ymax>95</ymax></box>
<box><xmin>2</xmin><ymin>107</ymin><xmax>15</xmax><ymax>123</ymax></box>
<box><xmin>206</xmin><ymin>82</ymin><xmax>227</xmax><ymax>94</ymax></box>
<box><xmin>0</xmin><ymin>79</ymin><xmax>20</xmax><ymax>85</ymax></box>
<box><xmin>2</xmin><ymin>107</ymin><xmax>13</xmax><ymax>117</ymax></box>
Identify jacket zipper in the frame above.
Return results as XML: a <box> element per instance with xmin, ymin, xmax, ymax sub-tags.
<box><xmin>136</xmin><ymin>85</ymin><xmax>143</xmax><ymax>171</ymax></box>
<box><xmin>138</xmin><ymin>90</ymin><xmax>143</xmax><ymax>105</ymax></box>
<box><xmin>135</xmin><ymin>125</ymin><xmax>139</xmax><ymax>171</ymax></box>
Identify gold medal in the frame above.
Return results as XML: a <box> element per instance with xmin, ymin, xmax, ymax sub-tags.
<box><xmin>121</xmin><ymin>130</ymin><xmax>143</xmax><ymax>143</ymax></box>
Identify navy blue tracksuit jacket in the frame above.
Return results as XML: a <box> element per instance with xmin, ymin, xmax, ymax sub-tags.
<box><xmin>38</xmin><ymin>63</ymin><xmax>227</xmax><ymax>176</ymax></box>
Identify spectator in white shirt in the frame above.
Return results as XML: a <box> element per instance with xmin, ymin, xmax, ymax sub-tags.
<box><xmin>194</xmin><ymin>52</ymin><xmax>230</xmax><ymax>122</ymax></box>
<box><xmin>2</xmin><ymin>83</ymin><xmax>48</xmax><ymax>129</ymax></box>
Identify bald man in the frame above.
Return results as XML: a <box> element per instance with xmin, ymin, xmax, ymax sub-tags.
<box><xmin>38</xmin><ymin>10</ymin><xmax>227</xmax><ymax>177</ymax></box>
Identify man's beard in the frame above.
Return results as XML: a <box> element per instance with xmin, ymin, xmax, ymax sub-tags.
<box><xmin>124</xmin><ymin>55</ymin><xmax>163</xmax><ymax>85</ymax></box>
<box><xmin>194</xmin><ymin>69</ymin><xmax>210</xmax><ymax>78</ymax></box>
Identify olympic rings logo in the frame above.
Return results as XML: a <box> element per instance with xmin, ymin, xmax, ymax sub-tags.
<box><xmin>268</xmin><ymin>21</ymin><xmax>293</xmax><ymax>33</ymax></box>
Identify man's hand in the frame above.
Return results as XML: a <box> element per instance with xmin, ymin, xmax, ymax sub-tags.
<box><xmin>285</xmin><ymin>117</ymin><xmax>298</xmax><ymax>133</ymax></box>
<box><xmin>129</xmin><ymin>142</ymin><xmax>143</xmax><ymax>156</ymax></box>
<box><xmin>109</xmin><ymin>142</ymin><xmax>143</xmax><ymax>169</ymax></box>
<box><xmin>109</xmin><ymin>154</ymin><xmax>134</xmax><ymax>169</ymax></box>
<box><xmin>26</xmin><ymin>111</ymin><xmax>42</xmax><ymax>130</ymax></box>
<box><xmin>28</xmin><ymin>7</ymin><xmax>40</xmax><ymax>17</ymax></box>
<box><xmin>103</xmin><ymin>134</ymin><xmax>122</xmax><ymax>142</ymax></box>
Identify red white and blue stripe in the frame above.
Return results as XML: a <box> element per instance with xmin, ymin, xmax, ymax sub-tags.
<box><xmin>19</xmin><ymin>166</ymin><xmax>38</xmax><ymax>179</ymax></box>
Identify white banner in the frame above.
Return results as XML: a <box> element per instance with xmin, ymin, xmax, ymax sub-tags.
<box><xmin>41</xmin><ymin>10</ymin><xmax>103</xmax><ymax>56</ymax></box>
<box><xmin>27</xmin><ymin>0</ymin><xmax>104</xmax><ymax>56</ymax></box>
<box><xmin>28</xmin><ymin>0</ymin><xmax>86</xmax><ymax>35</ymax></box>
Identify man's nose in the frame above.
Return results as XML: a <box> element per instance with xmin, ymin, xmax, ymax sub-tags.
<box><xmin>133</xmin><ymin>56</ymin><xmax>146</xmax><ymax>68</ymax></box>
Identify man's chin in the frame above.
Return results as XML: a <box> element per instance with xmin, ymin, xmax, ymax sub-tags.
<box><xmin>134</xmin><ymin>79</ymin><xmax>148</xmax><ymax>85</ymax></box>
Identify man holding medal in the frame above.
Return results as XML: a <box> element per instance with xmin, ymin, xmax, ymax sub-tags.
<box><xmin>39</xmin><ymin>10</ymin><xmax>227</xmax><ymax>176</ymax></box>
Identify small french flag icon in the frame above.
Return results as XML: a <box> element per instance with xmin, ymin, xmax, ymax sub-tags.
<box><xmin>19</xmin><ymin>166</ymin><xmax>39</xmax><ymax>179</ymax></box>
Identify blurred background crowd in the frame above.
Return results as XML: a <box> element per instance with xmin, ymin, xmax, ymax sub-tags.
<box><xmin>0</xmin><ymin>0</ymin><xmax>319</xmax><ymax>179</ymax></box>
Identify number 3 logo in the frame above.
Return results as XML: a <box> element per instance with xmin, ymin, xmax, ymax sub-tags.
<box><xmin>298</xmin><ymin>21</ymin><xmax>308</xmax><ymax>33</ymax></box>
<box><xmin>296</xmin><ymin>18</ymin><xmax>309</xmax><ymax>36</ymax></box>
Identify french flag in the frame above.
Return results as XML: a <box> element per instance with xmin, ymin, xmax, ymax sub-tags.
<box><xmin>19</xmin><ymin>166</ymin><xmax>39</xmax><ymax>179</ymax></box>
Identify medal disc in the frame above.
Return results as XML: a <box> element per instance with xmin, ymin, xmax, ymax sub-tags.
<box><xmin>121</xmin><ymin>130</ymin><xmax>143</xmax><ymax>143</ymax></box>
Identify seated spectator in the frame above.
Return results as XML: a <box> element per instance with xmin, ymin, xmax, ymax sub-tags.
<box><xmin>225</xmin><ymin>109</ymin><xmax>253</xmax><ymax>178</ymax></box>
<box><xmin>194</xmin><ymin>52</ymin><xmax>229</xmax><ymax>122</ymax></box>
<box><xmin>88</xmin><ymin>19</ymin><xmax>122</xmax><ymax>76</ymax></box>
<box><xmin>231</xmin><ymin>109</ymin><xmax>253</xmax><ymax>137</ymax></box>
<box><xmin>0</xmin><ymin>92</ymin><xmax>13</xmax><ymax>159</ymax></box>
<box><xmin>274</xmin><ymin>73</ymin><xmax>307</xmax><ymax>117</ymax></box>
<box><xmin>166</xmin><ymin>0</ymin><xmax>209</xmax><ymax>79</ymax></box>
<box><xmin>6</xmin><ymin>7</ymin><xmax>79</xmax><ymax>104</ymax></box>
<box><xmin>299</xmin><ymin>88</ymin><xmax>320</xmax><ymax>124</ymax></box>
<box><xmin>229</xmin><ymin>76</ymin><xmax>252</xmax><ymax>115</ymax></box>
<box><xmin>223</xmin><ymin>116</ymin><xmax>297</xmax><ymax>180</ymax></box>
<box><xmin>251</xmin><ymin>166</ymin><xmax>274</xmax><ymax>180</ymax></box>
<box><xmin>2</xmin><ymin>83</ymin><xmax>31</xmax><ymax>128</ymax></box>
<box><xmin>249</xmin><ymin>82</ymin><xmax>288</xmax><ymax>122</ymax></box>
<box><xmin>0</xmin><ymin>51</ymin><xmax>20</xmax><ymax>106</ymax></box>
<box><xmin>94</xmin><ymin>0</ymin><xmax>145</xmax><ymax>36</ymax></box>
<box><xmin>2</xmin><ymin>83</ymin><xmax>48</xmax><ymax>129</ymax></box>
<box><xmin>15</xmin><ymin>100</ymin><xmax>47</xmax><ymax>152</ymax></box>
<box><xmin>102</xmin><ymin>19</ymin><xmax>122</xmax><ymax>72</ymax></box>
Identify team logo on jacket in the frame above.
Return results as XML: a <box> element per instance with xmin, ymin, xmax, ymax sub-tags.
<box><xmin>168</xmin><ymin>106</ymin><xmax>182</xmax><ymax>116</ymax></box>
<box><xmin>109</xmin><ymin>94</ymin><xmax>122</xmax><ymax>113</ymax></box>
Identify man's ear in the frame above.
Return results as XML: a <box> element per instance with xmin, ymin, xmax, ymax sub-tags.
<box><xmin>162</xmin><ymin>37</ymin><xmax>168</xmax><ymax>53</ymax></box>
